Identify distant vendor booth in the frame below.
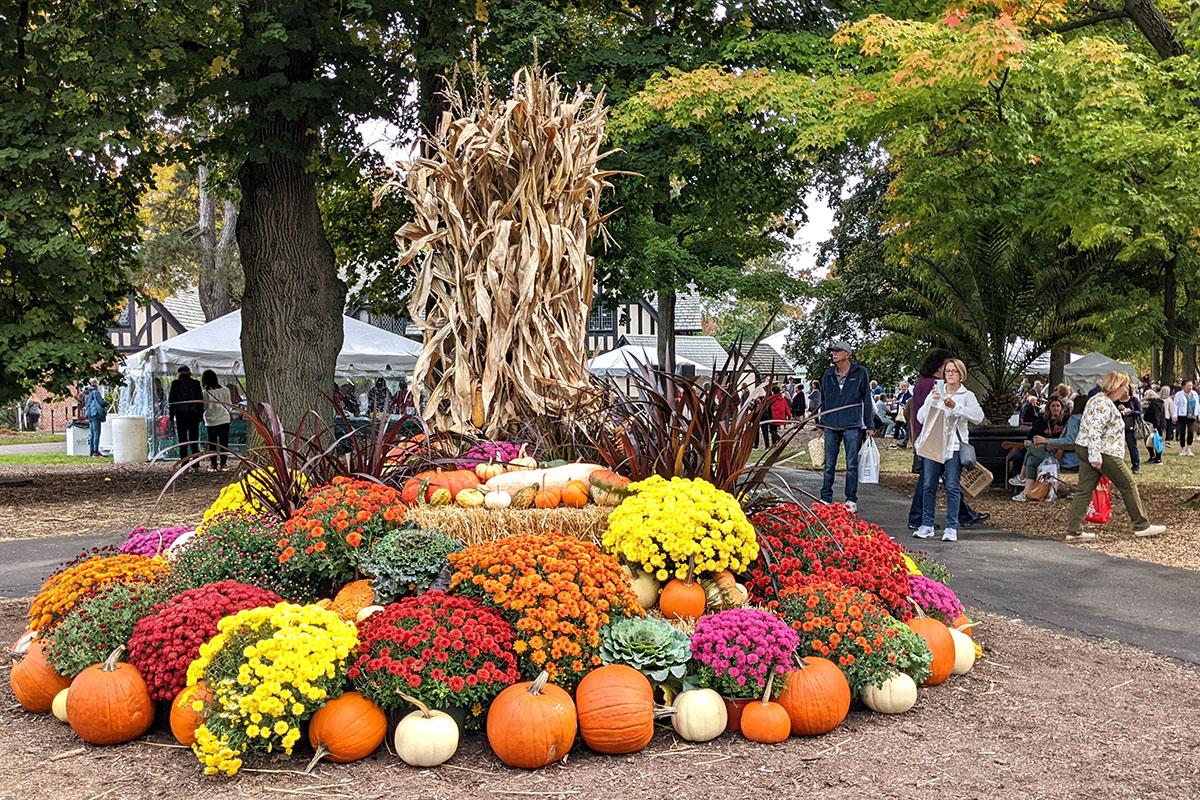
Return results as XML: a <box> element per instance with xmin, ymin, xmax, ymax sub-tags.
<box><xmin>119</xmin><ymin>310</ymin><xmax>422</xmax><ymax>461</ymax></box>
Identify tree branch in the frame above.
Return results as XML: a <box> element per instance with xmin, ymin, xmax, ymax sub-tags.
<box><xmin>1040</xmin><ymin>9</ymin><xmax>1128</xmax><ymax>36</ymax></box>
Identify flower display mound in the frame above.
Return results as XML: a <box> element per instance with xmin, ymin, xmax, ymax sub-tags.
<box><xmin>279</xmin><ymin>476</ymin><xmax>407</xmax><ymax>588</ymax></box>
<box><xmin>187</xmin><ymin>602</ymin><xmax>358</xmax><ymax>776</ymax></box>
<box><xmin>171</xmin><ymin>511</ymin><xmax>318</xmax><ymax>601</ymax></box>
<box><xmin>748</xmin><ymin>502</ymin><xmax>912</xmax><ymax>620</ymax></box>
<box><xmin>907</xmin><ymin>575</ymin><xmax>964</xmax><ymax>623</ymax></box>
<box><xmin>120</xmin><ymin>525</ymin><xmax>194</xmax><ymax>556</ymax></box>
<box><xmin>449</xmin><ymin>532</ymin><xmax>642</xmax><ymax>689</ymax></box>
<box><xmin>775</xmin><ymin>582</ymin><xmax>932</xmax><ymax>696</ymax></box>
<box><xmin>358</xmin><ymin>522</ymin><xmax>462</xmax><ymax>602</ymax></box>
<box><xmin>690</xmin><ymin>608</ymin><xmax>799</xmax><ymax>699</ymax></box>
<box><xmin>349</xmin><ymin>592</ymin><xmax>519</xmax><ymax>726</ymax></box>
<box><xmin>128</xmin><ymin>580</ymin><xmax>284</xmax><ymax>702</ymax></box>
<box><xmin>603</xmin><ymin>476</ymin><xmax>758</xmax><ymax>581</ymax></box>
<box><xmin>44</xmin><ymin>581</ymin><xmax>171</xmax><ymax>677</ymax></box>
<box><xmin>27</xmin><ymin>553</ymin><xmax>171</xmax><ymax>633</ymax></box>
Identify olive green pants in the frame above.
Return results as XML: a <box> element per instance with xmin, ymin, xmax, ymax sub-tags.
<box><xmin>1066</xmin><ymin>446</ymin><xmax>1150</xmax><ymax>535</ymax></box>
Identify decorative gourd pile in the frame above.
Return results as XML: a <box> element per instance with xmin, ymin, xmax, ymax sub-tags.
<box><xmin>8</xmin><ymin>439</ymin><xmax>982</xmax><ymax>777</ymax></box>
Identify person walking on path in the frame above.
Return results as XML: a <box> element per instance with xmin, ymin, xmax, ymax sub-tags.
<box><xmin>82</xmin><ymin>379</ymin><xmax>107</xmax><ymax>457</ymax></box>
<box><xmin>789</xmin><ymin>384</ymin><xmax>806</xmax><ymax>419</ymax></box>
<box><xmin>818</xmin><ymin>340</ymin><xmax>874</xmax><ymax>513</ymax></box>
<box><xmin>1170</xmin><ymin>380</ymin><xmax>1197</xmax><ymax>457</ymax></box>
<box><xmin>1064</xmin><ymin>371</ymin><xmax>1166</xmax><ymax>542</ymax></box>
<box><xmin>1115</xmin><ymin>390</ymin><xmax>1144</xmax><ymax>473</ymax></box>
<box><xmin>168</xmin><ymin>366</ymin><xmax>205</xmax><ymax>472</ymax></box>
<box><xmin>764</xmin><ymin>386</ymin><xmax>792</xmax><ymax>446</ymax></box>
<box><xmin>912</xmin><ymin>358</ymin><xmax>985</xmax><ymax>543</ymax></box>
<box><xmin>201</xmin><ymin>369</ymin><xmax>232</xmax><ymax>471</ymax></box>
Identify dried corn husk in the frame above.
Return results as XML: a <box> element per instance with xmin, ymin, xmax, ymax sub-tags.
<box><xmin>387</xmin><ymin>65</ymin><xmax>619</xmax><ymax>436</ymax></box>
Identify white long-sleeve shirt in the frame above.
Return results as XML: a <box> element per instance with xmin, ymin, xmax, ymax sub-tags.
<box><xmin>1171</xmin><ymin>389</ymin><xmax>1199</xmax><ymax>420</ymax></box>
<box><xmin>915</xmin><ymin>385</ymin><xmax>985</xmax><ymax>462</ymax></box>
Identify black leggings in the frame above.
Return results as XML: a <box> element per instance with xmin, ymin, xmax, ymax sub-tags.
<box><xmin>207</xmin><ymin>423</ymin><xmax>230</xmax><ymax>467</ymax></box>
<box><xmin>176</xmin><ymin>416</ymin><xmax>202</xmax><ymax>463</ymax></box>
<box><xmin>1178</xmin><ymin>418</ymin><xmax>1196</xmax><ymax>447</ymax></box>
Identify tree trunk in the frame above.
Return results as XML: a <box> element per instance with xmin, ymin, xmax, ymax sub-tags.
<box><xmin>197</xmin><ymin>164</ymin><xmax>237</xmax><ymax>321</ymax></box>
<box><xmin>1048</xmin><ymin>346</ymin><xmax>1070</xmax><ymax>387</ymax></box>
<box><xmin>1183</xmin><ymin>343</ymin><xmax>1197</xmax><ymax>382</ymax></box>
<box><xmin>414</xmin><ymin>10</ymin><xmax>451</xmax><ymax>157</ymax></box>
<box><xmin>656</xmin><ymin>289</ymin><xmax>676</xmax><ymax>377</ymax></box>
<box><xmin>1160</xmin><ymin>254</ymin><xmax>1178</xmax><ymax>385</ymax></box>
<box><xmin>236</xmin><ymin>5</ymin><xmax>345</xmax><ymax>430</ymax></box>
<box><xmin>1122</xmin><ymin>0</ymin><xmax>1189</xmax><ymax>59</ymax></box>
<box><xmin>1150</xmin><ymin>347</ymin><xmax>1160</xmax><ymax>381</ymax></box>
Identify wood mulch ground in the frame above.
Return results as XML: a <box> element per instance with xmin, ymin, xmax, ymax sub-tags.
<box><xmin>0</xmin><ymin>464</ymin><xmax>226</xmax><ymax>540</ymax></box>
<box><xmin>1</xmin><ymin>599</ymin><xmax>1197</xmax><ymax>800</ymax></box>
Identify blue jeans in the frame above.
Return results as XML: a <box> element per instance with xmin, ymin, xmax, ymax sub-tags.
<box><xmin>922</xmin><ymin>452</ymin><xmax>963</xmax><ymax>529</ymax></box>
<box><xmin>909</xmin><ymin>454</ymin><xmax>982</xmax><ymax>527</ymax></box>
<box><xmin>821</xmin><ymin>427</ymin><xmax>863</xmax><ymax>504</ymax></box>
<box><xmin>88</xmin><ymin>419</ymin><xmax>102</xmax><ymax>455</ymax></box>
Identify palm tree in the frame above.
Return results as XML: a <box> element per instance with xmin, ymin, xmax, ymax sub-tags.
<box><xmin>885</xmin><ymin>222</ymin><xmax>1111</xmax><ymax>422</ymax></box>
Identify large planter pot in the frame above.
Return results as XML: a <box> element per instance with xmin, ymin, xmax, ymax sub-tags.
<box><xmin>969</xmin><ymin>424</ymin><xmax>1030</xmax><ymax>485</ymax></box>
<box><xmin>722</xmin><ymin>697</ymin><xmax>754</xmax><ymax>733</ymax></box>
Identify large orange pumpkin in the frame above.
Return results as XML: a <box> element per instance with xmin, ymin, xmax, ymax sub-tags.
<box><xmin>307</xmin><ymin>691</ymin><xmax>388</xmax><ymax>765</ymax></box>
<box><xmin>487</xmin><ymin>671</ymin><xmax>577</xmax><ymax>769</ymax></box>
<box><xmin>659</xmin><ymin>578</ymin><xmax>705</xmax><ymax>621</ymax></box>
<box><xmin>330</xmin><ymin>579</ymin><xmax>376</xmax><ymax>621</ymax></box>
<box><xmin>560</xmin><ymin>479</ymin><xmax>590</xmax><ymax>508</ymax></box>
<box><xmin>170</xmin><ymin>682</ymin><xmax>211</xmax><ymax>747</ymax></box>
<box><xmin>777</xmin><ymin>656</ymin><xmax>851</xmax><ymax>736</ymax></box>
<box><xmin>575</xmin><ymin>665</ymin><xmax>654</xmax><ymax>755</ymax></box>
<box><xmin>10</xmin><ymin>639</ymin><xmax>71</xmax><ymax>714</ymax></box>
<box><xmin>401</xmin><ymin>470</ymin><xmax>480</xmax><ymax>504</ymax></box>
<box><xmin>907</xmin><ymin>617</ymin><xmax>955</xmax><ymax>686</ymax></box>
<box><xmin>740</xmin><ymin>675</ymin><xmax>790</xmax><ymax>745</ymax></box>
<box><xmin>66</xmin><ymin>646</ymin><xmax>155</xmax><ymax>745</ymax></box>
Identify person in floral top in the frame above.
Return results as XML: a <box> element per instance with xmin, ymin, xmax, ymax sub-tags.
<box><xmin>1065</xmin><ymin>371</ymin><xmax>1166</xmax><ymax>542</ymax></box>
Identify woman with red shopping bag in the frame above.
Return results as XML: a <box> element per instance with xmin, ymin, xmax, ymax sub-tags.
<box><xmin>1065</xmin><ymin>371</ymin><xmax>1166</xmax><ymax>542</ymax></box>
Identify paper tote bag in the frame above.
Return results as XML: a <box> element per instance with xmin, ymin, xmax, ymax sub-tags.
<box><xmin>916</xmin><ymin>405</ymin><xmax>948</xmax><ymax>464</ymax></box>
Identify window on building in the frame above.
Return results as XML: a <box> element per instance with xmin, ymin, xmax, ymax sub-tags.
<box><xmin>116</xmin><ymin>299</ymin><xmax>133</xmax><ymax>328</ymax></box>
<box><xmin>587</xmin><ymin>305</ymin><xmax>615</xmax><ymax>332</ymax></box>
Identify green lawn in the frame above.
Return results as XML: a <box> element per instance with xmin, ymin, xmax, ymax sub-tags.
<box><xmin>0</xmin><ymin>432</ymin><xmax>66</xmax><ymax>446</ymax></box>
<box><xmin>0</xmin><ymin>453</ymin><xmax>111</xmax><ymax>466</ymax></box>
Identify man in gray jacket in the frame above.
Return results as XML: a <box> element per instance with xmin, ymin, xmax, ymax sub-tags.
<box><xmin>819</xmin><ymin>341</ymin><xmax>875</xmax><ymax>512</ymax></box>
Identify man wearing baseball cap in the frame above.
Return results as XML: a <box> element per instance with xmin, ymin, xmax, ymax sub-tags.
<box><xmin>819</xmin><ymin>340</ymin><xmax>875</xmax><ymax>512</ymax></box>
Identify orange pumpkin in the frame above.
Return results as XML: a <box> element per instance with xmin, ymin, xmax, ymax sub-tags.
<box><xmin>330</xmin><ymin>579</ymin><xmax>375</xmax><ymax>621</ymax></box>
<box><xmin>66</xmin><ymin>646</ymin><xmax>155</xmax><ymax>745</ymax></box>
<box><xmin>307</xmin><ymin>691</ymin><xmax>388</xmax><ymax>766</ymax></box>
<box><xmin>487</xmin><ymin>671</ymin><xmax>577</xmax><ymax>769</ymax></box>
<box><xmin>587</xmin><ymin>470</ymin><xmax>632</xmax><ymax>506</ymax></box>
<box><xmin>777</xmin><ymin>656</ymin><xmax>850</xmax><ymax>736</ymax></box>
<box><xmin>10</xmin><ymin>639</ymin><xmax>71</xmax><ymax>714</ymax></box>
<box><xmin>907</xmin><ymin>617</ymin><xmax>955</xmax><ymax>686</ymax></box>
<box><xmin>534</xmin><ymin>486</ymin><xmax>561</xmax><ymax>509</ymax></box>
<box><xmin>659</xmin><ymin>578</ymin><xmax>705</xmax><ymax>621</ymax></box>
<box><xmin>740</xmin><ymin>675</ymin><xmax>790</xmax><ymax>744</ymax></box>
<box><xmin>170</xmin><ymin>682</ymin><xmax>210</xmax><ymax>747</ymax></box>
<box><xmin>560</xmin><ymin>479</ymin><xmax>590</xmax><ymax>508</ymax></box>
<box><xmin>401</xmin><ymin>469</ymin><xmax>480</xmax><ymax>504</ymax></box>
<box><xmin>575</xmin><ymin>665</ymin><xmax>654</xmax><ymax>755</ymax></box>
<box><xmin>951</xmin><ymin>613</ymin><xmax>978</xmax><ymax>640</ymax></box>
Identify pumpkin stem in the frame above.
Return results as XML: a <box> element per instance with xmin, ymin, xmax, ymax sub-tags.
<box><xmin>652</xmin><ymin>703</ymin><xmax>678</xmax><ymax>718</ymax></box>
<box><xmin>907</xmin><ymin>597</ymin><xmax>927</xmax><ymax>619</ymax></box>
<box><xmin>101</xmin><ymin>645</ymin><xmax>125</xmax><ymax>672</ymax></box>
<box><xmin>684</xmin><ymin>554</ymin><xmax>696</xmax><ymax>586</ymax></box>
<box><xmin>398</xmin><ymin>692</ymin><xmax>433</xmax><ymax>718</ymax></box>
<box><xmin>304</xmin><ymin>743</ymin><xmax>329</xmax><ymax>774</ymax></box>
<box><xmin>955</xmin><ymin>621</ymin><xmax>980</xmax><ymax>633</ymax></box>
<box><xmin>528</xmin><ymin>670</ymin><xmax>550</xmax><ymax>696</ymax></box>
<box><xmin>761</xmin><ymin>673</ymin><xmax>775</xmax><ymax>704</ymax></box>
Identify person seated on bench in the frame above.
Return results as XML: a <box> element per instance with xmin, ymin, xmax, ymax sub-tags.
<box><xmin>1012</xmin><ymin>396</ymin><xmax>1072</xmax><ymax>502</ymax></box>
<box><xmin>1045</xmin><ymin>395</ymin><xmax>1085</xmax><ymax>472</ymax></box>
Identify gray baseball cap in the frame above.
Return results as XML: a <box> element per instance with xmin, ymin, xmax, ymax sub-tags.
<box><xmin>828</xmin><ymin>340</ymin><xmax>853</xmax><ymax>353</ymax></box>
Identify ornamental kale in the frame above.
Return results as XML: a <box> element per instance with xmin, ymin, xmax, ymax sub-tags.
<box><xmin>600</xmin><ymin>616</ymin><xmax>691</xmax><ymax>683</ymax></box>
<box><xmin>359</xmin><ymin>523</ymin><xmax>463</xmax><ymax>602</ymax></box>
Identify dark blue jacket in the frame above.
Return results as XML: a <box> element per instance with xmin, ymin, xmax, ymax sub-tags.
<box><xmin>819</xmin><ymin>362</ymin><xmax>873</xmax><ymax>430</ymax></box>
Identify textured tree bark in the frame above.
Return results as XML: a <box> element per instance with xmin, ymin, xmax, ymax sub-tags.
<box><xmin>1122</xmin><ymin>0</ymin><xmax>1189</xmax><ymax>59</ymax></box>
<box><xmin>197</xmin><ymin>163</ymin><xmax>238</xmax><ymax>321</ymax></box>
<box><xmin>1048</xmin><ymin>346</ymin><xmax>1069</xmax><ymax>387</ymax></box>
<box><xmin>236</xmin><ymin>6</ymin><xmax>345</xmax><ymax>429</ymax></box>
<box><xmin>1160</xmin><ymin>254</ymin><xmax>1178</xmax><ymax>385</ymax></box>
<box><xmin>656</xmin><ymin>289</ymin><xmax>676</xmax><ymax>377</ymax></box>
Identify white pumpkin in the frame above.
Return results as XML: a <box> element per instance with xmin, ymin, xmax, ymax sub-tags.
<box><xmin>165</xmin><ymin>529</ymin><xmax>197</xmax><ymax>559</ymax></box>
<box><xmin>630</xmin><ymin>570</ymin><xmax>660</xmax><ymax>611</ymax></box>
<box><xmin>671</xmin><ymin>688</ymin><xmax>727</xmax><ymax>742</ymax></box>
<box><xmin>484</xmin><ymin>489</ymin><xmax>511</xmax><ymax>510</ymax></box>
<box><xmin>356</xmin><ymin>605</ymin><xmax>385</xmax><ymax>623</ymax></box>
<box><xmin>51</xmin><ymin>688</ymin><xmax>70</xmax><ymax>723</ymax></box>
<box><xmin>861</xmin><ymin>672</ymin><xmax>918</xmax><ymax>714</ymax></box>
<box><xmin>11</xmin><ymin>628</ymin><xmax>36</xmax><ymax>657</ymax></box>
<box><xmin>950</xmin><ymin>628</ymin><xmax>975</xmax><ymax>675</ymax></box>
<box><xmin>394</xmin><ymin>695</ymin><xmax>459</xmax><ymax>767</ymax></box>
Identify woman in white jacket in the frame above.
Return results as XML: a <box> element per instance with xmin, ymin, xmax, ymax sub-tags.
<box><xmin>1171</xmin><ymin>380</ymin><xmax>1197</xmax><ymax>456</ymax></box>
<box><xmin>912</xmin><ymin>359</ymin><xmax>984</xmax><ymax>542</ymax></box>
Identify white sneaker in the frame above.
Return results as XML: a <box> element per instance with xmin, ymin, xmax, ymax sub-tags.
<box><xmin>912</xmin><ymin>525</ymin><xmax>935</xmax><ymax>539</ymax></box>
<box><xmin>941</xmin><ymin>528</ymin><xmax>958</xmax><ymax>542</ymax></box>
<box><xmin>844</xmin><ymin>502</ymin><xmax>858</xmax><ymax>513</ymax></box>
<box><xmin>1008</xmin><ymin>476</ymin><xmax>1025</xmax><ymax>487</ymax></box>
<box><xmin>1065</xmin><ymin>532</ymin><xmax>1097</xmax><ymax>542</ymax></box>
<box><xmin>1011</xmin><ymin>493</ymin><xmax>1027</xmax><ymax>503</ymax></box>
<box><xmin>1135</xmin><ymin>524</ymin><xmax>1166</xmax><ymax>538</ymax></box>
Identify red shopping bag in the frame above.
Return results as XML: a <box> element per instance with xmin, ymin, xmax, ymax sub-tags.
<box><xmin>1085</xmin><ymin>477</ymin><xmax>1113</xmax><ymax>524</ymax></box>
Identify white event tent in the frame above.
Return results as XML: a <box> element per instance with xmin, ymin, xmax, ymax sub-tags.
<box><xmin>587</xmin><ymin>345</ymin><xmax>713</xmax><ymax>377</ymax></box>
<box><xmin>1062</xmin><ymin>351</ymin><xmax>1139</xmax><ymax>393</ymax></box>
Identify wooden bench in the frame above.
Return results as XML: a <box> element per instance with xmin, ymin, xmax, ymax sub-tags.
<box><xmin>1002</xmin><ymin>441</ymin><xmax>1070</xmax><ymax>482</ymax></box>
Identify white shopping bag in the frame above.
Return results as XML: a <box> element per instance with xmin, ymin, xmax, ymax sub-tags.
<box><xmin>859</xmin><ymin>436</ymin><xmax>880</xmax><ymax>484</ymax></box>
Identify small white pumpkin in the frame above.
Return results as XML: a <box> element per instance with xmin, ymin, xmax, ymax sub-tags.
<box><xmin>356</xmin><ymin>605</ymin><xmax>386</xmax><ymax>623</ymax></box>
<box><xmin>395</xmin><ymin>694</ymin><xmax>459</xmax><ymax>767</ymax></box>
<box><xmin>671</xmin><ymin>688</ymin><xmax>727</xmax><ymax>742</ymax></box>
<box><xmin>484</xmin><ymin>489</ymin><xmax>511</xmax><ymax>510</ymax></box>
<box><xmin>165</xmin><ymin>529</ymin><xmax>197</xmax><ymax>559</ymax></box>
<box><xmin>52</xmin><ymin>688</ymin><xmax>70</xmax><ymax>723</ymax></box>
<box><xmin>949</xmin><ymin>628</ymin><xmax>975</xmax><ymax>675</ymax></box>
<box><xmin>11</xmin><ymin>628</ymin><xmax>36</xmax><ymax>658</ymax></box>
<box><xmin>861</xmin><ymin>672</ymin><xmax>918</xmax><ymax>714</ymax></box>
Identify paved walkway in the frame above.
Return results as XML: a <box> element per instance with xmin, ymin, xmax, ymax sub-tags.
<box><xmin>774</xmin><ymin>468</ymin><xmax>1200</xmax><ymax>666</ymax></box>
<box><xmin>0</xmin><ymin>442</ymin><xmax>62</xmax><ymax>456</ymax></box>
